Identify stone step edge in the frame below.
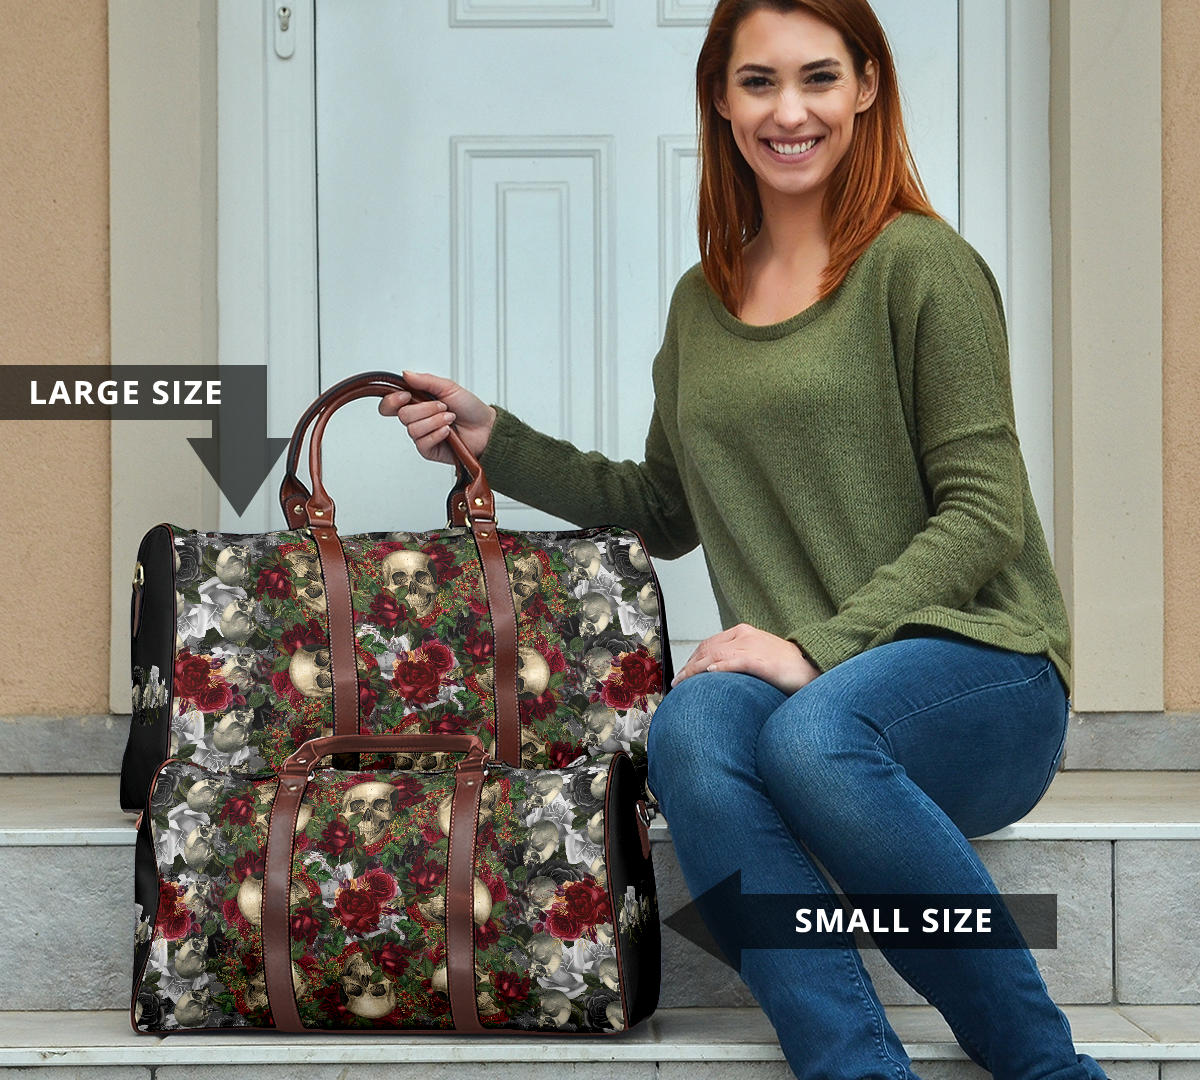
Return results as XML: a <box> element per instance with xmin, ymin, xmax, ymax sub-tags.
<box><xmin>10</xmin><ymin>821</ymin><xmax>1200</xmax><ymax>847</ymax></box>
<box><xmin>6</xmin><ymin>772</ymin><xmax>1200</xmax><ymax>846</ymax></box>
<box><xmin>1</xmin><ymin>1007</ymin><xmax>1198</xmax><ymax>1067</ymax></box>
<box><xmin>7</xmin><ymin>711</ymin><xmax>1200</xmax><ymax>773</ymax></box>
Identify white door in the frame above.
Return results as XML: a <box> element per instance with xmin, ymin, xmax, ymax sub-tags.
<box><xmin>309</xmin><ymin>0</ymin><xmax>960</xmax><ymax>665</ymax></box>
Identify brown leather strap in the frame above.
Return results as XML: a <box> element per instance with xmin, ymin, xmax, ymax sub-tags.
<box><xmin>307</xmin><ymin>525</ymin><xmax>359</xmax><ymax>739</ymax></box>
<box><xmin>470</xmin><ymin>517</ymin><xmax>520</xmax><ymax>767</ymax></box>
<box><xmin>446</xmin><ymin>753</ymin><xmax>486</xmax><ymax>1032</ymax></box>
<box><xmin>263</xmin><ymin>775</ymin><xmax>305</xmax><ymax>1032</ymax></box>
<box><xmin>284</xmin><ymin>732</ymin><xmax>487</xmax><ymax>770</ymax></box>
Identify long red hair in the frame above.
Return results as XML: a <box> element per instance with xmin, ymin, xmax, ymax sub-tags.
<box><xmin>697</xmin><ymin>0</ymin><xmax>943</xmax><ymax>313</ymax></box>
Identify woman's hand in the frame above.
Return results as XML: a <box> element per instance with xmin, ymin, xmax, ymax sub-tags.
<box><xmin>378</xmin><ymin>369</ymin><xmax>497</xmax><ymax>466</ymax></box>
<box><xmin>669</xmin><ymin>622</ymin><xmax>820</xmax><ymax>696</ymax></box>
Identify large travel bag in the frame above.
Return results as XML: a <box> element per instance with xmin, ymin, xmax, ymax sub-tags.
<box><xmin>121</xmin><ymin>371</ymin><xmax>673</xmax><ymax>812</ymax></box>
<box><xmin>132</xmin><ymin>731</ymin><xmax>660</xmax><ymax>1033</ymax></box>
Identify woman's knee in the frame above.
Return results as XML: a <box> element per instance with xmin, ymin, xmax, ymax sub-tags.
<box><xmin>647</xmin><ymin>670</ymin><xmax>782</xmax><ymax>800</ymax></box>
<box><xmin>754</xmin><ymin>688</ymin><xmax>879</xmax><ymax>805</ymax></box>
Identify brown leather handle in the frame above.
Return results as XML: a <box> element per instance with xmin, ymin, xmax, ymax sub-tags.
<box><xmin>278</xmin><ymin>372</ymin><xmax>478</xmax><ymax>529</ymax></box>
<box><xmin>281</xmin><ymin>731</ymin><xmax>488</xmax><ymax>774</ymax></box>
<box><xmin>302</xmin><ymin>384</ymin><xmax>495</xmax><ymax>530</ymax></box>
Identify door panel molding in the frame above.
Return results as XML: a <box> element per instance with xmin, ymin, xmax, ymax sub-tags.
<box><xmin>451</xmin><ymin>137</ymin><xmax>614</xmax><ymax>508</ymax></box>
<box><xmin>450</xmin><ymin>0</ymin><xmax>614</xmax><ymax>28</ymax></box>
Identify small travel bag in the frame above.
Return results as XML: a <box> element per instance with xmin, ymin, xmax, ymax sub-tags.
<box><xmin>132</xmin><ymin>732</ymin><xmax>660</xmax><ymax>1033</ymax></box>
<box><xmin>121</xmin><ymin>371</ymin><xmax>672</xmax><ymax>812</ymax></box>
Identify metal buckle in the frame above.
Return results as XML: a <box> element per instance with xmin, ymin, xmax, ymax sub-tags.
<box><xmin>132</xmin><ymin>562</ymin><xmax>144</xmax><ymax>588</ymax></box>
<box><xmin>636</xmin><ymin>802</ymin><xmax>652</xmax><ymax>827</ymax></box>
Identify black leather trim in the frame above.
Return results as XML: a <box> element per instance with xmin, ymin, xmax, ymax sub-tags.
<box><xmin>120</xmin><ymin>524</ymin><xmax>177</xmax><ymax>812</ymax></box>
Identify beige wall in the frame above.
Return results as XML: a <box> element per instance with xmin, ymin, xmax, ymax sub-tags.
<box><xmin>0</xmin><ymin>1</ymin><xmax>111</xmax><ymax>714</ymax></box>
<box><xmin>1162</xmin><ymin>0</ymin><xmax>1200</xmax><ymax>710</ymax></box>
<box><xmin>0</xmin><ymin>0</ymin><xmax>1196</xmax><ymax>715</ymax></box>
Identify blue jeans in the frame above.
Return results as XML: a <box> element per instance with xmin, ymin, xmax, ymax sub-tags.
<box><xmin>646</xmin><ymin>628</ymin><xmax>1106</xmax><ymax>1080</ymax></box>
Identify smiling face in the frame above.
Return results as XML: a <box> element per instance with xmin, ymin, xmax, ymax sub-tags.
<box><xmin>714</xmin><ymin>7</ymin><xmax>877</xmax><ymax>208</ymax></box>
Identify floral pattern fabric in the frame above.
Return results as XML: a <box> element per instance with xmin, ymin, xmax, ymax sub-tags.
<box><xmin>133</xmin><ymin>750</ymin><xmax>657</xmax><ymax>1033</ymax></box>
<box><xmin>157</xmin><ymin>525</ymin><xmax>665</xmax><ymax>797</ymax></box>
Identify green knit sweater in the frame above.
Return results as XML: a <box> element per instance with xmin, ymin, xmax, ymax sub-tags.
<box><xmin>478</xmin><ymin>211</ymin><xmax>1073</xmax><ymax>698</ymax></box>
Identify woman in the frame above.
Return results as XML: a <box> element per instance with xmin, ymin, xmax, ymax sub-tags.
<box><xmin>380</xmin><ymin>2</ymin><xmax>1107</xmax><ymax>1077</ymax></box>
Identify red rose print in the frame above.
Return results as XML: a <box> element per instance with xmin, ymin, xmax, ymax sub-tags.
<box><xmin>232</xmin><ymin>852</ymin><xmax>265</xmax><ymax>880</ymax></box>
<box><xmin>174</xmin><ymin>651</ymin><xmax>212</xmax><ymax>697</ymax></box>
<box><xmin>426</xmin><ymin>544</ymin><xmax>463</xmax><ymax>583</ymax></box>
<box><xmin>491</xmin><ymin>970</ymin><xmax>530</xmax><ymax>1003</ymax></box>
<box><xmin>268</xmin><ymin>667</ymin><xmax>291</xmax><ymax>700</ymax></box>
<box><xmin>482</xmin><ymin>873</ymin><xmax>508</xmax><ymax>905</ymax></box>
<box><xmin>359</xmin><ymin>681</ymin><xmax>379</xmax><ymax>719</ymax></box>
<box><xmin>376</xmin><ymin>940</ymin><xmax>410</xmax><ymax>978</ymax></box>
<box><xmin>475</xmin><ymin>919</ymin><xmax>500</xmax><ymax>951</ymax></box>
<box><xmin>334</xmin><ymin>885</ymin><xmax>383</xmax><ymax>933</ymax></box>
<box><xmin>157</xmin><ymin>882</ymin><xmax>192</xmax><ymax>940</ymax></box>
<box><xmin>280</xmin><ymin>619</ymin><xmax>325</xmax><ymax>655</ymax></box>
<box><xmin>392</xmin><ymin>656</ymin><xmax>441</xmax><ymax>704</ymax></box>
<box><xmin>525</xmin><ymin>690</ymin><xmax>557</xmax><ymax>721</ymax></box>
<box><xmin>195</xmin><ymin>679</ymin><xmax>234</xmax><ymax>713</ymax></box>
<box><xmin>312</xmin><ymin>983</ymin><xmax>352</xmax><ymax>1022</ymax></box>
<box><xmin>420</xmin><ymin>823</ymin><xmax>442</xmax><ymax>844</ymax></box>
<box><xmin>545</xmin><ymin>909</ymin><xmax>582</xmax><ymax>941</ymax></box>
<box><xmin>320</xmin><ymin>819</ymin><xmax>355</xmax><ymax>856</ymax></box>
<box><xmin>255</xmin><ymin>565</ymin><xmax>292</xmax><ymax>599</ymax></box>
<box><xmin>407</xmin><ymin>852</ymin><xmax>445</xmax><ymax>893</ymax></box>
<box><xmin>365</xmin><ymin>540</ymin><xmax>404</xmax><ymax>561</ymax></box>
<box><xmin>222</xmin><ymin>896</ymin><xmax>251</xmax><ymax>934</ymax></box>
<box><xmin>362</xmin><ymin>869</ymin><xmax>397</xmax><ymax>903</ymax></box>
<box><xmin>390</xmin><ymin>776</ymin><xmax>425</xmax><ymax>807</ymax></box>
<box><xmin>523</xmin><ymin>592</ymin><xmax>552</xmax><ymax>621</ymax></box>
<box><xmin>562</xmin><ymin>880</ymin><xmax>609</xmax><ymax>924</ymax></box>
<box><xmin>462</xmin><ymin>627</ymin><xmax>493</xmax><ymax>666</ymax></box>
<box><xmin>620</xmin><ymin>647</ymin><xmax>660</xmax><ymax>694</ymax></box>
<box><xmin>601</xmin><ymin>679</ymin><xmax>635</xmax><ymax>711</ymax></box>
<box><xmin>431</xmin><ymin>715</ymin><xmax>466</xmax><ymax>736</ymax></box>
<box><xmin>368</xmin><ymin>592</ymin><xmax>402</xmax><ymax>629</ymax></box>
<box><xmin>599</xmin><ymin>646</ymin><xmax>661</xmax><ymax>710</ymax></box>
<box><xmin>290</xmin><ymin>905</ymin><xmax>321</xmax><ymax>945</ymax></box>
<box><xmin>220</xmin><ymin>793</ymin><xmax>257</xmax><ymax>827</ymax></box>
<box><xmin>420</xmin><ymin>641</ymin><xmax>454</xmax><ymax>672</ymax></box>
<box><xmin>547</xmin><ymin>741</ymin><xmax>585</xmax><ymax>768</ymax></box>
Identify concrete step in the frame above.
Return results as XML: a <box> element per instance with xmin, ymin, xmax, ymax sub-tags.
<box><xmin>0</xmin><ymin>1006</ymin><xmax>1196</xmax><ymax>1077</ymax></box>
<box><xmin>1</xmin><ymin>772</ymin><xmax>1198</xmax><ymax>1017</ymax></box>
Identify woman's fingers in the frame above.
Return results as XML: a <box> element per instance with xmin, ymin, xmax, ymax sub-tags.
<box><xmin>378</xmin><ymin>389</ymin><xmax>410</xmax><ymax>416</ymax></box>
<box><xmin>407</xmin><ymin>408</ymin><xmax>456</xmax><ymax>441</ymax></box>
<box><xmin>401</xmin><ymin>369</ymin><xmax>458</xmax><ymax>396</ymax></box>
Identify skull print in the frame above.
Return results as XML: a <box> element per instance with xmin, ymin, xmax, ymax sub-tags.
<box><xmin>381</xmin><ymin>549</ymin><xmax>437</xmax><ymax>618</ymax></box>
<box><xmin>578</xmin><ymin>592</ymin><xmax>615</xmax><ymax>637</ymax></box>
<box><xmin>340</xmin><ymin>955</ymin><xmax>396</xmax><ymax>1019</ymax></box>
<box><xmin>284</xmin><ymin>550</ymin><xmax>327</xmax><ymax>616</ymax></box>
<box><xmin>289</xmin><ymin>646</ymin><xmax>332</xmax><ymax>699</ymax></box>
<box><xmin>509</xmin><ymin>553</ymin><xmax>543</xmax><ymax>615</ymax></box>
<box><xmin>217</xmin><ymin>599</ymin><xmax>256</xmax><ymax>644</ymax></box>
<box><xmin>340</xmin><ymin>781</ymin><xmax>398</xmax><ymax>846</ymax></box>
<box><xmin>213</xmin><ymin>544</ymin><xmax>251</xmax><ymax>586</ymax></box>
